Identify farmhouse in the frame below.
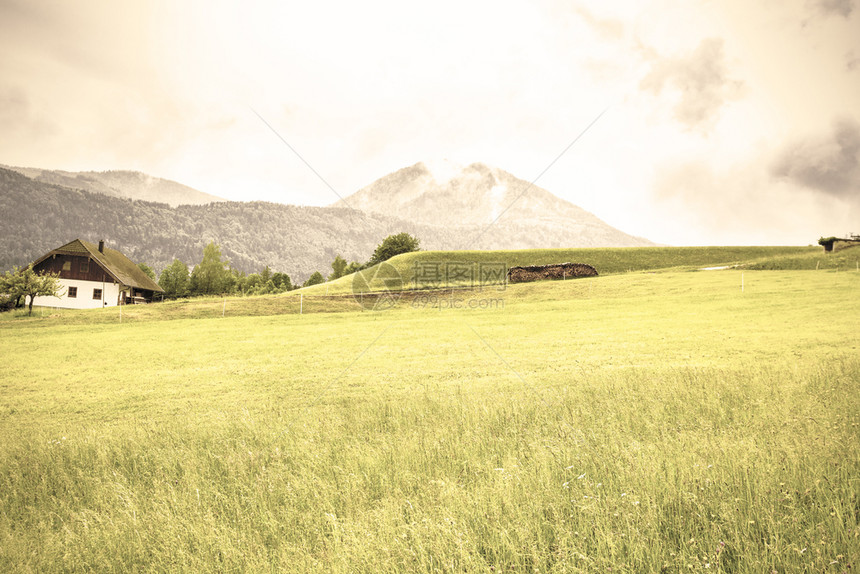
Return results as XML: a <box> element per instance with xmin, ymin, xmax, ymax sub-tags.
<box><xmin>28</xmin><ymin>239</ymin><xmax>163</xmax><ymax>309</ymax></box>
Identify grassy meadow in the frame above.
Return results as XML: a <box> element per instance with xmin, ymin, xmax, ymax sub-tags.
<box><xmin>1</xmin><ymin>249</ymin><xmax>859</xmax><ymax>572</ymax></box>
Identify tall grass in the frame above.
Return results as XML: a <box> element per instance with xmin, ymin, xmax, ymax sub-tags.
<box><xmin>1</xmin><ymin>271</ymin><xmax>858</xmax><ymax>572</ymax></box>
<box><xmin>2</xmin><ymin>362</ymin><xmax>857</xmax><ymax>572</ymax></box>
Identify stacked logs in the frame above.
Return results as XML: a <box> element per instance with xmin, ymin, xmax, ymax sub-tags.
<box><xmin>507</xmin><ymin>262</ymin><xmax>598</xmax><ymax>283</ymax></box>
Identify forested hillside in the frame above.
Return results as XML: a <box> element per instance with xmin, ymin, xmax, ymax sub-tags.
<box><xmin>0</xmin><ymin>168</ymin><xmax>449</xmax><ymax>281</ymax></box>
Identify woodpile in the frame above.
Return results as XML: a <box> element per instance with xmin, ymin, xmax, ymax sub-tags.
<box><xmin>507</xmin><ymin>262</ymin><xmax>598</xmax><ymax>283</ymax></box>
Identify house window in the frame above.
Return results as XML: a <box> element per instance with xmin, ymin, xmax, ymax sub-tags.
<box><xmin>93</xmin><ymin>288</ymin><xmax>102</xmax><ymax>300</ymax></box>
<box><xmin>62</xmin><ymin>261</ymin><xmax>71</xmax><ymax>271</ymax></box>
<box><xmin>68</xmin><ymin>286</ymin><xmax>77</xmax><ymax>298</ymax></box>
<box><xmin>81</xmin><ymin>259</ymin><xmax>89</xmax><ymax>273</ymax></box>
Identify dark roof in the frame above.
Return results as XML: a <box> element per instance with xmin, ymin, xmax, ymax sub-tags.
<box><xmin>33</xmin><ymin>239</ymin><xmax>164</xmax><ymax>292</ymax></box>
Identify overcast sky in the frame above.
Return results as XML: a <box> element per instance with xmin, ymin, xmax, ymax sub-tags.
<box><xmin>1</xmin><ymin>0</ymin><xmax>858</xmax><ymax>245</ymax></box>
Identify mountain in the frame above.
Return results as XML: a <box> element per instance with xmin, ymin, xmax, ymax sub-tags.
<box><xmin>1</xmin><ymin>161</ymin><xmax>654</xmax><ymax>281</ymax></box>
<box><xmin>0</xmin><ymin>165</ymin><xmax>223</xmax><ymax>207</ymax></box>
<box><xmin>336</xmin><ymin>161</ymin><xmax>653</xmax><ymax>249</ymax></box>
<box><xmin>0</xmin><ymin>168</ymin><xmax>451</xmax><ymax>281</ymax></box>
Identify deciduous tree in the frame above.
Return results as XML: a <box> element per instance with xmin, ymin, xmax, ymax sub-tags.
<box><xmin>158</xmin><ymin>259</ymin><xmax>190</xmax><ymax>299</ymax></box>
<box><xmin>190</xmin><ymin>242</ymin><xmax>232</xmax><ymax>295</ymax></box>
<box><xmin>329</xmin><ymin>255</ymin><xmax>348</xmax><ymax>281</ymax></box>
<box><xmin>368</xmin><ymin>233</ymin><xmax>420</xmax><ymax>266</ymax></box>
<box><xmin>272</xmin><ymin>272</ymin><xmax>292</xmax><ymax>291</ymax></box>
<box><xmin>1</xmin><ymin>265</ymin><xmax>63</xmax><ymax>315</ymax></box>
<box><xmin>303</xmin><ymin>271</ymin><xmax>325</xmax><ymax>288</ymax></box>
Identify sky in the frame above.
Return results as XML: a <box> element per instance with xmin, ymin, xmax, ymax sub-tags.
<box><xmin>1</xmin><ymin>0</ymin><xmax>858</xmax><ymax>246</ymax></box>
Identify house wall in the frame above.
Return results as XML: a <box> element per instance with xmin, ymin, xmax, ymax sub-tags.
<box><xmin>34</xmin><ymin>254</ymin><xmax>114</xmax><ymax>283</ymax></box>
<box><xmin>29</xmin><ymin>278</ymin><xmax>121</xmax><ymax>310</ymax></box>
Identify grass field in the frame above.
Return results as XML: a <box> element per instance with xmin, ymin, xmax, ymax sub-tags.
<box><xmin>1</xmin><ymin>260</ymin><xmax>859</xmax><ymax>571</ymax></box>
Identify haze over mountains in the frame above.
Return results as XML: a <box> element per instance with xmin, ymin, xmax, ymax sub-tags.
<box><xmin>1</xmin><ymin>161</ymin><xmax>652</xmax><ymax>281</ymax></box>
<box><xmin>0</xmin><ymin>165</ymin><xmax>224</xmax><ymax>207</ymax></box>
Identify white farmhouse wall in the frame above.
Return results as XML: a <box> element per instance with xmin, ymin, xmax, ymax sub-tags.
<box><xmin>30</xmin><ymin>279</ymin><xmax>121</xmax><ymax>310</ymax></box>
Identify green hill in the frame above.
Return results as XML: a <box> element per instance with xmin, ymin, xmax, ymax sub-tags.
<box><xmin>299</xmin><ymin>245</ymin><xmax>818</xmax><ymax>295</ymax></box>
<box><xmin>744</xmin><ymin>244</ymin><xmax>860</xmax><ymax>270</ymax></box>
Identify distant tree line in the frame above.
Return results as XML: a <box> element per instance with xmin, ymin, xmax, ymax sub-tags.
<box><xmin>154</xmin><ymin>242</ymin><xmax>295</xmax><ymax>299</ymax></box>
<box><xmin>153</xmin><ymin>232</ymin><xmax>421</xmax><ymax>299</ymax></box>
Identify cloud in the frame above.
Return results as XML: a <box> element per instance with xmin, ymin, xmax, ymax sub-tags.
<box><xmin>570</xmin><ymin>4</ymin><xmax>625</xmax><ymax>40</ymax></box>
<box><xmin>639</xmin><ymin>38</ymin><xmax>743</xmax><ymax>132</ymax></box>
<box><xmin>651</xmin><ymin>119</ymin><xmax>860</xmax><ymax>244</ymax></box>
<box><xmin>847</xmin><ymin>50</ymin><xmax>859</xmax><ymax>72</ymax></box>
<box><xmin>771</xmin><ymin>117</ymin><xmax>860</xmax><ymax>200</ymax></box>
<box><xmin>0</xmin><ymin>86</ymin><xmax>29</xmax><ymax>127</ymax></box>
<box><xmin>0</xmin><ymin>84</ymin><xmax>55</xmax><ymax>139</ymax></box>
<box><xmin>652</xmin><ymin>156</ymin><xmax>859</xmax><ymax>245</ymax></box>
<box><xmin>811</xmin><ymin>0</ymin><xmax>855</xmax><ymax>18</ymax></box>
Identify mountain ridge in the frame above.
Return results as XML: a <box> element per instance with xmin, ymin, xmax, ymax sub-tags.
<box><xmin>0</xmin><ymin>165</ymin><xmax>224</xmax><ymax>207</ymax></box>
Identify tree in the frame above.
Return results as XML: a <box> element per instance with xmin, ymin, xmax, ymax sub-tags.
<box><xmin>230</xmin><ymin>268</ymin><xmax>247</xmax><ymax>295</ymax></box>
<box><xmin>189</xmin><ymin>242</ymin><xmax>232</xmax><ymax>296</ymax></box>
<box><xmin>1</xmin><ymin>265</ymin><xmax>63</xmax><ymax>315</ymax></box>
<box><xmin>260</xmin><ymin>266</ymin><xmax>272</xmax><ymax>285</ymax></box>
<box><xmin>158</xmin><ymin>259</ymin><xmax>190</xmax><ymax>299</ymax></box>
<box><xmin>244</xmin><ymin>273</ymin><xmax>262</xmax><ymax>294</ymax></box>
<box><xmin>272</xmin><ymin>272</ymin><xmax>292</xmax><ymax>291</ymax></box>
<box><xmin>0</xmin><ymin>268</ymin><xmax>21</xmax><ymax>310</ymax></box>
<box><xmin>329</xmin><ymin>255</ymin><xmax>348</xmax><ymax>281</ymax></box>
<box><xmin>137</xmin><ymin>262</ymin><xmax>157</xmax><ymax>281</ymax></box>
<box><xmin>344</xmin><ymin>261</ymin><xmax>362</xmax><ymax>275</ymax></box>
<box><xmin>302</xmin><ymin>271</ymin><xmax>325</xmax><ymax>288</ymax></box>
<box><xmin>368</xmin><ymin>232</ymin><xmax>420</xmax><ymax>266</ymax></box>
